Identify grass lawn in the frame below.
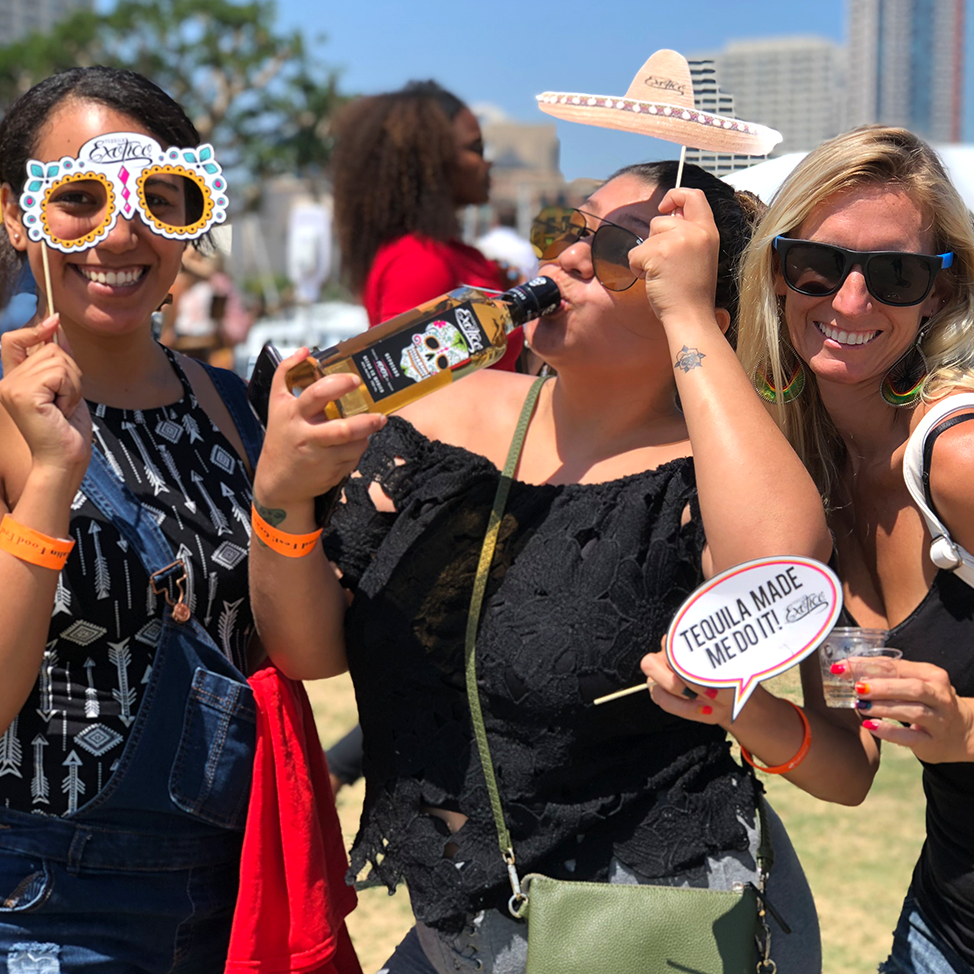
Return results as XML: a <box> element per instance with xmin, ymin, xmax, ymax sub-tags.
<box><xmin>306</xmin><ymin>671</ymin><xmax>926</xmax><ymax>974</ymax></box>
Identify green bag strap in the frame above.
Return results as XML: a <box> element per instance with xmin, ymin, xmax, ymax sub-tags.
<box><xmin>464</xmin><ymin>375</ymin><xmax>549</xmax><ymax>910</ymax></box>
<box><xmin>463</xmin><ymin>374</ymin><xmax>775</xmax><ymax>924</ymax></box>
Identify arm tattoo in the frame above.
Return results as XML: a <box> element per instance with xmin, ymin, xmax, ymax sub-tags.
<box><xmin>253</xmin><ymin>499</ymin><xmax>288</xmax><ymax>548</ymax></box>
<box><xmin>675</xmin><ymin>345</ymin><xmax>706</xmax><ymax>374</ymax></box>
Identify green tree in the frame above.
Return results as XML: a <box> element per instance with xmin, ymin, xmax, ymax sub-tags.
<box><xmin>0</xmin><ymin>0</ymin><xmax>346</xmax><ymax>206</ymax></box>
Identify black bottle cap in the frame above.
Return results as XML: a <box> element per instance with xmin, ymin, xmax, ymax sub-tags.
<box><xmin>500</xmin><ymin>276</ymin><xmax>562</xmax><ymax>326</ymax></box>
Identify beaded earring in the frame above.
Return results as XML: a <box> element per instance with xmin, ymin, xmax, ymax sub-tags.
<box><xmin>880</xmin><ymin>324</ymin><xmax>928</xmax><ymax>408</ymax></box>
<box><xmin>755</xmin><ymin>360</ymin><xmax>806</xmax><ymax>404</ymax></box>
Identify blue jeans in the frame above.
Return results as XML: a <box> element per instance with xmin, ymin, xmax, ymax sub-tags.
<box><xmin>879</xmin><ymin>890</ymin><xmax>969</xmax><ymax>974</ymax></box>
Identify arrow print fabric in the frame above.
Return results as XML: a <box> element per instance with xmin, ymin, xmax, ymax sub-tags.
<box><xmin>1</xmin><ymin>349</ymin><xmax>255</xmax><ymax>816</ymax></box>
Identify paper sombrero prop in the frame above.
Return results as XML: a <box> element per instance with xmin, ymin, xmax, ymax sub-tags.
<box><xmin>21</xmin><ymin>131</ymin><xmax>228</xmax><ymax>253</ymax></box>
<box><xmin>537</xmin><ymin>48</ymin><xmax>782</xmax><ymax>156</ymax></box>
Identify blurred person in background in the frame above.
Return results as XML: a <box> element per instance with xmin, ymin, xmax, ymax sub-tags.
<box><xmin>476</xmin><ymin>202</ymin><xmax>540</xmax><ymax>286</ymax></box>
<box><xmin>0</xmin><ymin>263</ymin><xmax>37</xmax><ymax>336</ymax></box>
<box><xmin>331</xmin><ymin>79</ymin><xmax>524</xmax><ymax>372</ymax></box>
<box><xmin>161</xmin><ymin>247</ymin><xmax>251</xmax><ymax>368</ymax></box>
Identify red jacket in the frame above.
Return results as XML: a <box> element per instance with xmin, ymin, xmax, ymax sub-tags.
<box><xmin>225</xmin><ymin>665</ymin><xmax>361</xmax><ymax>974</ymax></box>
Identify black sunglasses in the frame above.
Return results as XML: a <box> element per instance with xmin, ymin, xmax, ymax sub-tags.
<box><xmin>530</xmin><ymin>206</ymin><xmax>644</xmax><ymax>291</ymax></box>
<box><xmin>774</xmin><ymin>236</ymin><xmax>953</xmax><ymax>308</ymax></box>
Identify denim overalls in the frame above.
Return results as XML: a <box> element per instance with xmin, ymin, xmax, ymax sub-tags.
<box><xmin>0</xmin><ymin>364</ymin><xmax>262</xmax><ymax>973</ymax></box>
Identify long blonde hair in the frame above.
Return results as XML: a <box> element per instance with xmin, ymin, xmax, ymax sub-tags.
<box><xmin>737</xmin><ymin>126</ymin><xmax>974</xmax><ymax>506</ymax></box>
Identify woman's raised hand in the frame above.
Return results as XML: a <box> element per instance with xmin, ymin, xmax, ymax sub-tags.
<box><xmin>253</xmin><ymin>348</ymin><xmax>387</xmax><ymax>511</ymax></box>
<box><xmin>627</xmin><ymin>187</ymin><xmax>721</xmax><ymax>326</ymax></box>
<box><xmin>850</xmin><ymin>657</ymin><xmax>974</xmax><ymax>764</ymax></box>
<box><xmin>640</xmin><ymin>643</ymin><xmax>733</xmax><ymax>727</ymax></box>
<box><xmin>0</xmin><ymin>315</ymin><xmax>91</xmax><ymax>485</ymax></box>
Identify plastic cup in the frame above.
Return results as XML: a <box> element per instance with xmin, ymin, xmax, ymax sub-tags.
<box><xmin>819</xmin><ymin>628</ymin><xmax>901</xmax><ymax>708</ymax></box>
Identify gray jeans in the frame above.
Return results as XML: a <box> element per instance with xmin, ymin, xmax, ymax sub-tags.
<box><xmin>379</xmin><ymin>802</ymin><xmax>821</xmax><ymax>974</ymax></box>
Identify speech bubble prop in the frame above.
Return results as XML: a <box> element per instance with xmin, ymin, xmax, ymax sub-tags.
<box><xmin>666</xmin><ymin>556</ymin><xmax>842</xmax><ymax>720</ymax></box>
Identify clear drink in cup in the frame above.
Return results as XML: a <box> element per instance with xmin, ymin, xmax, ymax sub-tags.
<box><xmin>818</xmin><ymin>628</ymin><xmax>901</xmax><ymax>708</ymax></box>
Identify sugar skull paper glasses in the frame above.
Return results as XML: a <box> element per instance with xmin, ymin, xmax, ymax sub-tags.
<box><xmin>20</xmin><ymin>131</ymin><xmax>228</xmax><ymax>253</ymax></box>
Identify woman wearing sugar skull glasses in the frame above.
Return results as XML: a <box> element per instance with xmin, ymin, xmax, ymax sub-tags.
<box><xmin>0</xmin><ymin>68</ymin><xmax>281</xmax><ymax>971</ymax></box>
<box><xmin>731</xmin><ymin>125</ymin><xmax>974</xmax><ymax>974</ymax></box>
<box><xmin>252</xmin><ymin>158</ymin><xmax>858</xmax><ymax>972</ymax></box>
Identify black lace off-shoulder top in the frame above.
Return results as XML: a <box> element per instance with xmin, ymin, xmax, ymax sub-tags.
<box><xmin>323</xmin><ymin>417</ymin><xmax>757</xmax><ymax>931</ymax></box>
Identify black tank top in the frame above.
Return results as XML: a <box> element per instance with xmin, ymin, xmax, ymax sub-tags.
<box><xmin>0</xmin><ymin>349</ymin><xmax>255</xmax><ymax>817</ymax></box>
<box><xmin>883</xmin><ymin>567</ymin><xmax>974</xmax><ymax>962</ymax></box>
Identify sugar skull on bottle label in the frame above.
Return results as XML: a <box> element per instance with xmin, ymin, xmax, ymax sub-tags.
<box><xmin>400</xmin><ymin>319</ymin><xmax>471</xmax><ymax>382</ymax></box>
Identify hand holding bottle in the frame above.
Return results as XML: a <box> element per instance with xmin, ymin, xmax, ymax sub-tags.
<box><xmin>0</xmin><ymin>315</ymin><xmax>91</xmax><ymax>492</ymax></box>
<box><xmin>253</xmin><ymin>348</ymin><xmax>387</xmax><ymax>514</ymax></box>
<box><xmin>627</xmin><ymin>187</ymin><xmax>721</xmax><ymax>329</ymax></box>
<box><xmin>282</xmin><ymin>278</ymin><xmax>560</xmax><ymax>420</ymax></box>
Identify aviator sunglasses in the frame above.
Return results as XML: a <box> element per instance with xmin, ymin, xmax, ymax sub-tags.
<box><xmin>774</xmin><ymin>236</ymin><xmax>954</xmax><ymax>308</ymax></box>
<box><xmin>530</xmin><ymin>206</ymin><xmax>644</xmax><ymax>291</ymax></box>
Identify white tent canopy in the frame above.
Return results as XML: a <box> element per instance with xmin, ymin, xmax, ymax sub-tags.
<box><xmin>724</xmin><ymin>146</ymin><xmax>974</xmax><ymax>212</ymax></box>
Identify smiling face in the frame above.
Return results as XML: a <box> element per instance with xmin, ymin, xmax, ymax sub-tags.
<box><xmin>778</xmin><ymin>182</ymin><xmax>945</xmax><ymax>393</ymax></box>
<box><xmin>525</xmin><ymin>174</ymin><xmax>667</xmax><ymax>371</ymax></box>
<box><xmin>2</xmin><ymin>98</ymin><xmax>187</xmax><ymax>337</ymax></box>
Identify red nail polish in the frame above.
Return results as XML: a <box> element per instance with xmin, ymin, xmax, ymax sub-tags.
<box><xmin>699</xmin><ymin>705</ymin><xmax>714</xmax><ymax>716</ymax></box>
<box><xmin>830</xmin><ymin>661</ymin><xmax>848</xmax><ymax>675</ymax></box>
<box><xmin>862</xmin><ymin>719</ymin><xmax>880</xmax><ymax>731</ymax></box>
<box><xmin>703</xmin><ymin>688</ymin><xmax>719</xmax><ymax>700</ymax></box>
<box><xmin>855</xmin><ymin>681</ymin><xmax>870</xmax><ymax>695</ymax></box>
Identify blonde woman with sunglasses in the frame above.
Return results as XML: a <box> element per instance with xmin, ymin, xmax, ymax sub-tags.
<box><xmin>252</xmin><ymin>160</ymin><xmax>844</xmax><ymax>973</ymax></box>
<box><xmin>731</xmin><ymin>125</ymin><xmax>974</xmax><ymax>974</ymax></box>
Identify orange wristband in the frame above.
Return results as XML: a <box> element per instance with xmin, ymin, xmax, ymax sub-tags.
<box><xmin>251</xmin><ymin>505</ymin><xmax>322</xmax><ymax>558</ymax></box>
<box><xmin>740</xmin><ymin>700</ymin><xmax>811</xmax><ymax>775</ymax></box>
<box><xmin>0</xmin><ymin>515</ymin><xmax>75</xmax><ymax>570</ymax></box>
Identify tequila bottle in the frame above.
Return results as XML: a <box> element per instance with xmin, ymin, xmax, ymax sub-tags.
<box><xmin>286</xmin><ymin>277</ymin><xmax>561</xmax><ymax>418</ymax></box>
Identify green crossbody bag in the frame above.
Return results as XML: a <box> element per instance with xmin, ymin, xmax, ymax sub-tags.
<box><xmin>464</xmin><ymin>376</ymin><xmax>776</xmax><ymax>974</ymax></box>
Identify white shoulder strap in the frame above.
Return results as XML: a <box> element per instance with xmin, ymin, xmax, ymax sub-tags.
<box><xmin>903</xmin><ymin>393</ymin><xmax>974</xmax><ymax>588</ymax></box>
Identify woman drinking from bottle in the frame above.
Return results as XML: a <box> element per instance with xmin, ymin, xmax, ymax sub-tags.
<box><xmin>249</xmin><ymin>154</ymin><xmax>881</xmax><ymax>971</ymax></box>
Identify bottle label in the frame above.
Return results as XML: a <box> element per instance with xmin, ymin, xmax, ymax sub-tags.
<box><xmin>350</xmin><ymin>302</ymin><xmax>492</xmax><ymax>401</ymax></box>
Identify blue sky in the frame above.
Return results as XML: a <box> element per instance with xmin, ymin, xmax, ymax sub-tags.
<box><xmin>277</xmin><ymin>0</ymin><xmax>974</xmax><ymax>180</ymax></box>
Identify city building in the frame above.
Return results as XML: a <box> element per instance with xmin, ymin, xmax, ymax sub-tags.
<box><xmin>0</xmin><ymin>0</ymin><xmax>92</xmax><ymax>41</ymax></box>
<box><xmin>685</xmin><ymin>60</ymin><xmax>767</xmax><ymax>177</ymax></box>
<box><xmin>846</xmin><ymin>0</ymin><xmax>964</xmax><ymax>142</ymax></box>
<box><xmin>687</xmin><ymin>36</ymin><xmax>844</xmax><ymax>176</ymax></box>
<box><xmin>714</xmin><ymin>37</ymin><xmax>845</xmax><ymax>155</ymax></box>
<box><xmin>471</xmin><ymin>104</ymin><xmax>571</xmax><ymax>237</ymax></box>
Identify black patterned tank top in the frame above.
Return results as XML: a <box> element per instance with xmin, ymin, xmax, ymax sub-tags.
<box><xmin>0</xmin><ymin>349</ymin><xmax>254</xmax><ymax>816</ymax></box>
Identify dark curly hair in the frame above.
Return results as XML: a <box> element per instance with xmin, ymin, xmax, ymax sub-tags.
<box><xmin>332</xmin><ymin>80</ymin><xmax>469</xmax><ymax>294</ymax></box>
<box><xmin>609</xmin><ymin>160</ymin><xmax>764</xmax><ymax>347</ymax></box>
<box><xmin>0</xmin><ymin>66</ymin><xmax>202</xmax><ymax>304</ymax></box>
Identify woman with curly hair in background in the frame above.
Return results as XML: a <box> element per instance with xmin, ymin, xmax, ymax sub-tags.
<box><xmin>332</xmin><ymin>80</ymin><xmax>524</xmax><ymax>371</ymax></box>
